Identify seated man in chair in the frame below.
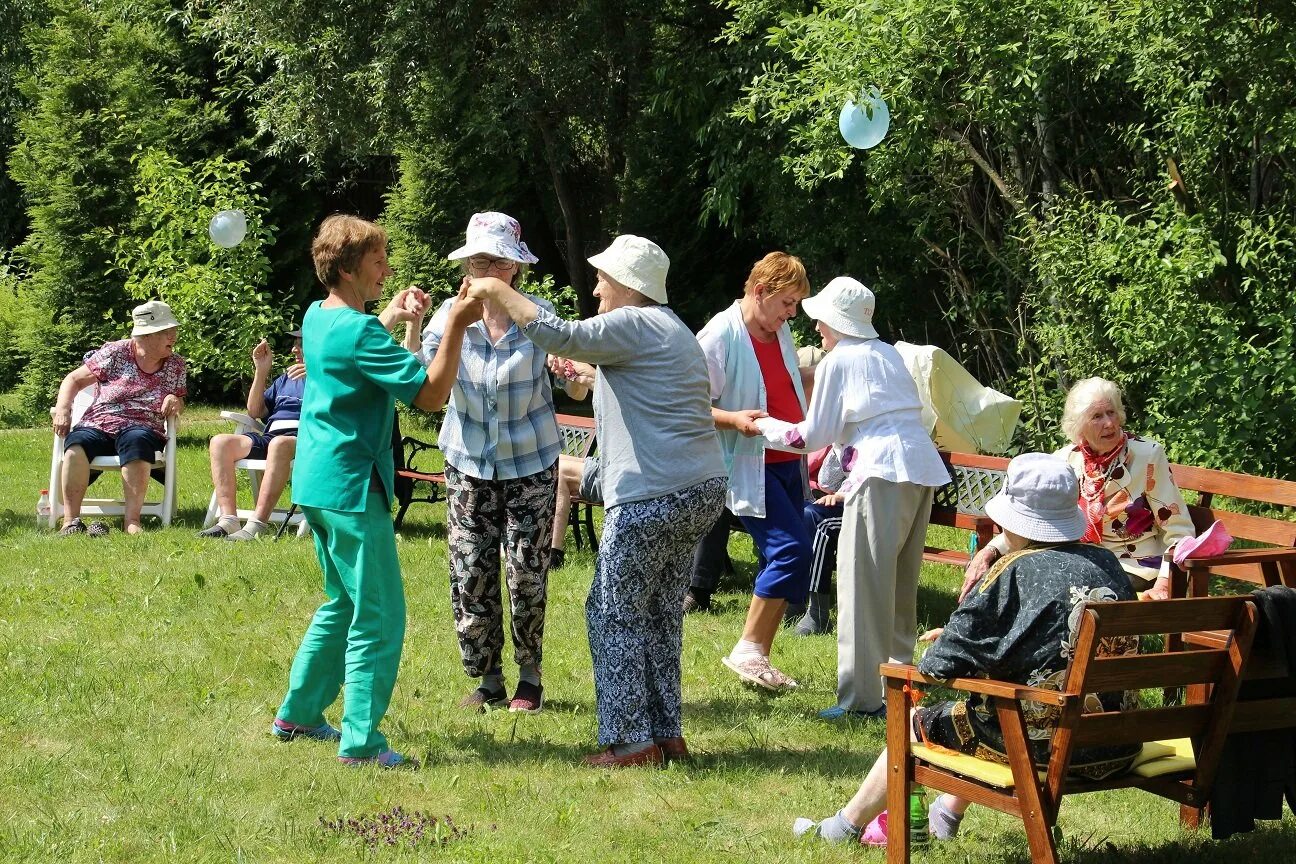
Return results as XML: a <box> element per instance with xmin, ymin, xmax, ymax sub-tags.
<box><xmin>52</xmin><ymin>300</ymin><xmax>187</xmax><ymax>537</ymax></box>
<box><xmin>793</xmin><ymin>453</ymin><xmax>1140</xmax><ymax>846</ymax></box>
<box><xmin>200</xmin><ymin>328</ymin><xmax>305</xmax><ymax>540</ymax></box>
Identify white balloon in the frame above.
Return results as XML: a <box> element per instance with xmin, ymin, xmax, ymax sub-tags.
<box><xmin>209</xmin><ymin>210</ymin><xmax>248</xmax><ymax>248</ymax></box>
<box><xmin>839</xmin><ymin>87</ymin><xmax>891</xmax><ymax>150</ymax></box>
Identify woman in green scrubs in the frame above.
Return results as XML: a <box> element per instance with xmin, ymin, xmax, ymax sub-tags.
<box><xmin>272</xmin><ymin>214</ymin><xmax>480</xmax><ymax>767</ymax></box>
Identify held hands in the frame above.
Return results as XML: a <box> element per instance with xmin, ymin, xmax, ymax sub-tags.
<box><xmin>732</xmin><ymin>408</ymin><xmax>768</xmax><ymax>437</ymax></box>
<box><xmin>464</xmin><ymin>275</ymin><xmax>512</xmax><ymax>302</ymax></box>
<box><xmin>386</xmin><ymin>285</ymin><xmax>431</xmax><ymax>325</ymax></box>
<box><xmin>251</xmin><ymin>339</ymin><xmax>273</xmax><ymax>374</ymax></box>
<box><xmin>446</xmin><ymin>280</ymin><xmax>484</xmax><ymax>328</ymax></box>
<box><xmin>548</xmin><ymin>356</ymin><xmax>595</xmax><ymax>386</ymax></box>
<box><xmin>161</xmin><ymin>394</ymin><xmax>184</xmax><ymax>417</ymax></box>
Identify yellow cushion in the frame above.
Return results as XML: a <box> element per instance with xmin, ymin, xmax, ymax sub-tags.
<box><xmin>911</xmin><ymin>743</ymin><xmax>1019</xmax><ymax>788</ymax></box>
<box><xmin>1130</xmin><ymin>738</ymin><xmax>1196</xmax><ymax>778</ymax></box>
<box><xmin>911</xmin><ymin>739</ymin><xmax>1196</xmax><ymax>789</ymax></box>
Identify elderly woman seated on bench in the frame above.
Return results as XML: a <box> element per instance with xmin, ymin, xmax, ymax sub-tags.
<box><xmin>964</xmin><ymin>376</ymin><xmax>1195</xmax><ymax>601</ymax></box>
<box><xmin>200</xmin><ymin>329</ymin><xmax>306</xmax><ymax>540</ymax></box>
<box><xmin>794</xmin><ymin>453</ymin><xmax>1140</xmax><ymax>845</ymax></box>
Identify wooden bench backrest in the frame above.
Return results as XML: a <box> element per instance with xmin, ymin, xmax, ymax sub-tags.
<box><xmin>555</xmin><ymin>413</ymin><xmax>597</xmax><ymax>460</ymax></box>
<box><xmin>1169</xmin><ymin>462</ymin><xmax>1296</xmax><ymax>547</ymax></box>
<box><xmin>1046</xmin><ymin>597</ymin><xmax>1259</xmax><ymax>805</ymax></box>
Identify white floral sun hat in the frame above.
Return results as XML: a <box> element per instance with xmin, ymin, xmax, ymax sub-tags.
<box><xmin>984</xmin><ymin>453</ymin><xmax>1088</xmax><ymax>543</ymax></box>
<box><xmin>801</xmin><ymin>276</ymin><xmax>879</xmax><ymax>340</ymax></box>
<box><xmin>447</xmin><ymin>211</ymin><xmax>539</xmax><ymax>264</ymax></box>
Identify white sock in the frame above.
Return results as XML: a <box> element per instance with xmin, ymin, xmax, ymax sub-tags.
<box><xmin>729</xmin><ymin>639</ymin><xmax>765</xmax><ymax>662</ymax></box>
<box><xmin>217</xmin><ymin>514</ymin><xmax>240</xmax><ymax>532</ymax></box>
<box><xmin>241</xmin><ymin>519</ymin><xmax>269</xmax><ymax>537</ymax></box>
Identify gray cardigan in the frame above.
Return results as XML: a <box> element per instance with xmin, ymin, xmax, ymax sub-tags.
<box><xmin>522</xmin><ymin>304</ymin><xmax>726</xmax><ymax>509</ymax></box>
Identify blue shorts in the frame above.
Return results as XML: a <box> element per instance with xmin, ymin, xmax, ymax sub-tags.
<box><xmin>64</xmin><ymin>425</ymin><xmax>164</xmax><ymax>465</ymax></box>
<box><xmin>241</xmin><ymin>427</ymin><xmax>298</xmax><ymax>460</ymax></box>
<box><xmin>738</xmin><ymin>460</ymin><xmax>813</xmax><ymax>602</ymax></box>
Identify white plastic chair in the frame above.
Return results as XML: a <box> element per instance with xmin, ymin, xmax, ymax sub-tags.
<box><xmin>201</xmin><ymin>410</ymin><xmax>307</xmax><ymax>536</ymax></box>
<box><xmin>46</xmin><ymin>384</ymin><xmax>178</xmax><ymax>528</ymax></box>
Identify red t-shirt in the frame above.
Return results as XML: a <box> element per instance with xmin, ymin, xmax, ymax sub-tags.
<box><xmin>750</xmin><ymin>333</ymin><xmax>803</xmax><ymax>464</ymax></box>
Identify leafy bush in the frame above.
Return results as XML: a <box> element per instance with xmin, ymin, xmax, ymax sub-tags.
<box><xmin>114</xmin><ymin>150</ymin><xmax>281</xmax><ymax>399</ymax></box>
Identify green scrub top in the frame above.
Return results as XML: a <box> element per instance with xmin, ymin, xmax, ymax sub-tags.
<box><xmin>291</xmin><ymin>301</ymin><xmax>428</xmax><ymax>513</ymax></box>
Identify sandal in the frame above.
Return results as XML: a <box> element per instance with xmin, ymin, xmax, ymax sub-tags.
<box><xmin>87</xmin><ymin>520</ymin><xmax>110</xmax><ymax>538</ymax></box>
<box><xmin>861</xmin><ymin>811</ymin><xmax>887</xmax><ymax>846</ymax></box>
<box><xmin>721</xmin><ymin>655</ymin><xmax>799</xmax><ymax>692</ymax></box>
<box><xmin>58</xmin><ymin>518</ymin><xmax>86</xmax><ymax>537</ymax></box>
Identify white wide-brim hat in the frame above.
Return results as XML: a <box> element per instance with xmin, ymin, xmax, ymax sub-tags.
<box><xmin>588</xmin><ymin>234</ymin><xmax>669</xmax><ymax>304</ymax></box>
<box><xmin>447</xmin><ymin>211</ymin><xmax>539</xmax><ymax>264</ymax></box>
<box><xmin>801</xmin><ymin>276</ymin><xmax>879</xmax><ymax>340</ymax></box>
<box><xmin>984</xmin><ymin>452</ymin><xmax>1087</xmax><ymax>543</ymax></box>
<box><xmin>131</xmin><ymin>300</ymin><xmax>180</xmax><ymax>336</ymax></box>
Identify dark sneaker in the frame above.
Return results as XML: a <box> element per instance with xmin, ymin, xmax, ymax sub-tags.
<box><xmin>549</xmin><ymin>547</ymin><xmax>566</xmax><ymax>569</ymax></box>
<box><xmin>682</xmin><ymin>589</ymin><xmax>711</xmax><ymax>614</ymax></box>
<box><xmin>87</xmin><ymin>520</ymin><xmax>111</xmax><ymax>538</ymax></box>
<box><xmin>271</xmin><ymin>718</ymin><xmax>342</xmax><ymax>742</ymax></box>
<box><xmin>458</xmin><ymin>685</ymin><xmax>508</xmax><ymax>713</ymax></box>
<box><xmin>58</xmin><ymin>518</ymin><xmax>86</xmax><ymax>537</ymax></box>
<box><xmin>196</xmin><ymin>523</ymin><xmax>231</xmax><ymax>538</ymax></box>
<box><xmin>509</xmin><ymin>680</ymin><xmax>544</xmax><ymax>714</ymax></box>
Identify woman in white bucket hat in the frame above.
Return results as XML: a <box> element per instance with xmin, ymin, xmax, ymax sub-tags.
<box><xmin>754</xmin><ymin>276</ymin><xmax>950</xmax><ymax>719</ymax></box>
<box><xmin>52</xmin><ymin>300</ymin><xmax>187</xmax><ymax>537</ymax></box>
<box><xmin>793</xmin><ymin>452</ymin><xmax>1139</xmax><ymax>846</ymax></box>
<box><xmin>403</xmin><ymin>211</ymin><xmax>585</xmax><ymax>716</ymax></box>
<box><xmin>466</xmin><ymin>234</ymin><xmax>727</xmax><ymax>768</ymax></box>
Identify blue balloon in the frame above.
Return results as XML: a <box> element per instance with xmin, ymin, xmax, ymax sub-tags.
<box><xmin>839</xmin><ymin>88</ymin><xmax>890</xmax><ymax>150</ymax></box>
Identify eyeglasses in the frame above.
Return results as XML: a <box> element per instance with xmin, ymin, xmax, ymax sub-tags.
<box><xmin>466</xmin><ymin>256</ymin><xmax>518</xmax><ymax>274</ymax></box>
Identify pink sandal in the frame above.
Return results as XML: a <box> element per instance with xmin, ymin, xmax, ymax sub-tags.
<box><xmin>860</xmin><ymin>811</ymin><xmax>888</xmax><ymax>846</ymax></box>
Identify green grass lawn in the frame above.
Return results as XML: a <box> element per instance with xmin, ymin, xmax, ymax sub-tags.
<box><xmin>1</xmin><ymin>409</ymin><xmax>1292</xmax><ymax>862</ymax></box>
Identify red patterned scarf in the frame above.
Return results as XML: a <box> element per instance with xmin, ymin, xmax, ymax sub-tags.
<box><xmin>1077</xmin><ymin>432</ymin><xmax>1129</xmax><ymax>544</ymax></box>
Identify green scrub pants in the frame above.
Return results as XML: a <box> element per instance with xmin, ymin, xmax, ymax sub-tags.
<box><xmin>276</xmin><ymin>491</ymin><xmax>405</xmax><ymax>758</ymax></box>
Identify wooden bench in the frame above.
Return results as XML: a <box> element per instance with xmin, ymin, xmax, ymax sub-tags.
<box><xmin>924</xmin><ymin>451</ymin><xmax>1296</xmax><ymax>598</ymax></box>
<box><xmin>392</xmin><ymin>413</ymin><xmax>599</xmax><ymax>540</ymax></box>
<box><xmin>879</xmin><ymin>595</ymin><xmax>1291</xmax><ymax>863</ymax></box>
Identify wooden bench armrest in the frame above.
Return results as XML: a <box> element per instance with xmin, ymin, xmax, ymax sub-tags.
<box><xmin>879</xmin><ymin>663</ymin><xmax>1069</xmax><ymax>706</ymax></box>
<box><xmin>1181</xmin><ymin>547</ymin><xmax>1296</xmax><ymax>568</ymax></box>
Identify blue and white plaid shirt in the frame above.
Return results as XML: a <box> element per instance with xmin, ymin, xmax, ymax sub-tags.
<box><xmin>418</xmin><ymin>295</ymin><xmax>561</xmax><ymax>480</ymax></box>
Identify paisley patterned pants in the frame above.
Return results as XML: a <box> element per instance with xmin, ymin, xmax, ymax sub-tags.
<box><xmin>445</xmin><ymin>463</ymin><xmax>556</xmax><ymax>678</ymax></box>
<box><xmin>587</xmin><ymin>477</ymin><xmax>727</xmax><ymax>746</ymax></box>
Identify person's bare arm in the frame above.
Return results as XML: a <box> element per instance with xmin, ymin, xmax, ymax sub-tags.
<box><xmin>246</xmin><ymin>340</ymin><xmax>273</xmax><ymax>418</ymax></box>
<box><xmin>412</xmin><ymin>285</ymin><xmax>482</xmax><ymax>412</ymax></box>
<box><xmin>52</xmin><ymin>365</ymin><xmax>98</xmax><ymax>436</ymax></box>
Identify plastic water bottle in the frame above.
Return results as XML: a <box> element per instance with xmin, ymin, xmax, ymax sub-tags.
<box><xmin>37</xmin><ymin>489</ymin><xmax>51</xmax><ymax>527</ymax></box>
<box><xmin>909</xmin><ymin>789</ymin><xmax>930</xmax><ymax>846</ymax></box>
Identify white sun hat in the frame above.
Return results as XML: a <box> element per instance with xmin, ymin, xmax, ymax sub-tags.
<box><xmin>587</xmin><ymin>235</ymin><xmax>670</xmax><ymax>304</ymax></box>
<box><xmin>800</xmin><ymin>276</ymin><xmax>879</xmax><ymax>340</ymax></box>
<box><xmin>130</xmin><ymin>300</ymin><xmax>180</xmax><ymax>336</ymax></box>
<box><xmin>447</xmin><ymin>211</ymin><xmax>539</xmax><ymax>264</ymax></box>
<box><xmin>984</xmin><ymin>453</ymin><xmax>1087</xmax><ymax>543</ymax></box>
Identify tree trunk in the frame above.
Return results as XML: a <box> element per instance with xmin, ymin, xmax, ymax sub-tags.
<box><xmin>535</xmin><ymin>115</ymin><xmax>596</xmax><ymax>317</ymax></box>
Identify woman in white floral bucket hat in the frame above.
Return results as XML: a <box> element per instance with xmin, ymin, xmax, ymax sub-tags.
<box><xmin>754</xmin><ymin>276</ymin><xmax>950</xmax><ymax>720</ymax></box>
<box><xmin>465</xmin><ymin>234</ymin><xmax>727</xmax><ymax>768</ymax></box>
<box><xmin>402</xmin><ymin>211</ymin><xmax>585</xmax><ymax>717</ymax></box>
